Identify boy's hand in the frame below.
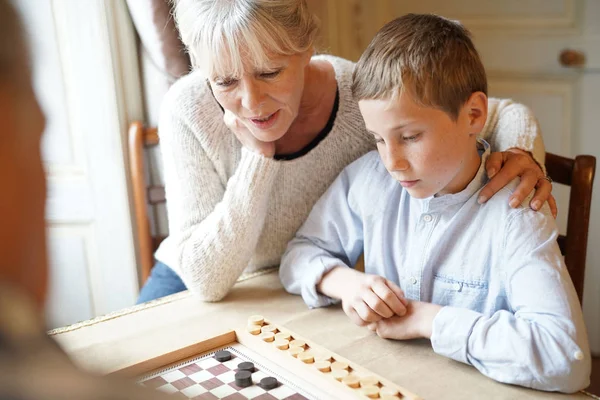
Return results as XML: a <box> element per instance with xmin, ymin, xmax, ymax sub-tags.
<box><xmin>367</xmin><ymin>301</ymin><xmax>442</xmax><ymax>340</ymax></box>
<box><xmin>479</xmin><ymin>149</ymin><xmax>557</xmax><ymax>218</ymax></box>
<box><xmin>318</xmin><ymin>267</ymin><xmax>408</xmax><ymax>326</ymax></box>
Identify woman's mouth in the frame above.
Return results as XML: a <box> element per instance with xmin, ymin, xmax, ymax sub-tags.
<box><xmin>249</xmin><ymin>110</ymin><xmax>280</xmax><ymax>129</ymax></box>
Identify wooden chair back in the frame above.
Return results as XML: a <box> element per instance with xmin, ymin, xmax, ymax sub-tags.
<box><xmin>545</xmin><ymin>152</ymin><xmax>596</xmax><ymax>302</ymax></box>
<box><xmin>128</xmin><ymin>122</ymin><xmax>166</xmax><ymax>283</ymax></box>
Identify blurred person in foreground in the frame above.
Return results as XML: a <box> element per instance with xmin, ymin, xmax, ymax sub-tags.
<box><xmin>0</xmin><ymin>1</ymin><xmax>168</xmax><ymax>398</ymax></box>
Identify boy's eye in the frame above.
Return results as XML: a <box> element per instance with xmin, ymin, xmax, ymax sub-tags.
<box><xmin>403</xmin><ymin>133</ymin><xmax>422</xmax><ymax>142</ymax></box>
<box><xmin>374</xmin><ymin>138</ymin><xmax>385</xmax><ymax>144</ymax></box>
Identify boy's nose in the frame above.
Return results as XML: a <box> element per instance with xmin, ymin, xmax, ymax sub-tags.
<box><xmin>386</xmin><ymin>148</ymin><xmax>410</xmax><ymax>171</ymax></box>
<box><xmin>389</xmin><ymin>158</ymin><xmax>410</xmax><ymax>172</ymax></box>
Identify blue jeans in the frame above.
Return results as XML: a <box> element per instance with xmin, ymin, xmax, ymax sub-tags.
<box><xmin>136</xmin><ymin>261</ymin><xmax>187</xmax><ymax>304</ymax></box>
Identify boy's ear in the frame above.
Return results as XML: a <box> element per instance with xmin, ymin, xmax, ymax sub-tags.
<box><xmin>465</xmin><ymin>91</ymin><xmax>488</xmax><ymax>135</ymax></box>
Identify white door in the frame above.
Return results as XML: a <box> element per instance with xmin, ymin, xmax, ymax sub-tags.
<box><xmin>14</xmin><ymin>0</ymin><xmax>144</xmax><ymax>329</ymax></box>
<box><xmin>311</xmin><ymin>0</ymin><xmax>600</xmax><ymax>353</ymax></box>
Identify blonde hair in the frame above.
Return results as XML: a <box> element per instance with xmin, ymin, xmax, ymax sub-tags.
<box><xmin>352</xmin><ymin>13</ymin><xmax>487</xmax><ymax>120</ymax></box>
<box><xmin>172</xmin><ymin>0</ymin><xmax>319</xmax><ymax>79</ymax></box>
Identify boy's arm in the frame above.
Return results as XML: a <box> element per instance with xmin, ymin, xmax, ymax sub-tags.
<box><xmin>430</xmin><ymin>206</ymin><xmax>590</xmax><ymax>393</ymax></box>
<box><xmin>482</xmin><ymin>98</ymin><xmax>546</xmax><ymax>170</ymax></box>
<box><xmin>279</xmin><ymin>164</ymin><xmax>365</xmax><ymax>309</ymax></box>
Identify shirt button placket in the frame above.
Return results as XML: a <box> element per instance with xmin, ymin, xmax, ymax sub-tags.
<box><xmin>405</xmin><ymin>276</ymin><xmax>419</xmax><ymax>300</ymax></box>
<box><xmin>414</xmin><ymin>213</ymin><xmax>434</xmax><ymax>300</ymax></box>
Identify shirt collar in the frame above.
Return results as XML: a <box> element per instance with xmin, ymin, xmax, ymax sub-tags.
<box><xmin>420</xmin><ymin>138</ymin><xmax>491</xmax><ymax>212</ymax></box>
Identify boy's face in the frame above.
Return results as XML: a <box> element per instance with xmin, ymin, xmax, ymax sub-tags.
<box><xmin>358</xmin><ymin>91</ymin><xmax>487</xmax><ymax>198</ymax></box>
<box><xmin>0</xmin><ymin>72</ymin><xmax>48</xmax><ymax>309</ymax></box>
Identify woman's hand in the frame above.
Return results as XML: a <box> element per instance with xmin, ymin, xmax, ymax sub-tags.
<box><xmin>479</xmin><ymin>148</ymin><xmax>557</xmax><ymax>218</ymax></box>
<box><xmin>224</xmin><ymin>110</ymin><xmax>275</xmax><ymax>158</ymax></box>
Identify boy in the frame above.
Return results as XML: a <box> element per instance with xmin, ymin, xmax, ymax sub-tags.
<box><xmin>279</xmin><ymin>14</ymin><xmax>590</xmax><ymax>393</ymax></box>
<box><xmin>0</xmin><ymin>1</ymin><xmax>167</xmax><ymax>398</ymax></box>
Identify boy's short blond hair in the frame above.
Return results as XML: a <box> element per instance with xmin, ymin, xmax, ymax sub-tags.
<box><xmin>352</xmin><ymin>13</ymin><xmax>487</xmax><ymax>120</ymax></box>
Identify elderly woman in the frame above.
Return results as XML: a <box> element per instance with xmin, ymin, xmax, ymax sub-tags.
<box><xmin>137</xmin><ymin>0</ymin><xmax>555</xmax><ymax>303</ymax></box>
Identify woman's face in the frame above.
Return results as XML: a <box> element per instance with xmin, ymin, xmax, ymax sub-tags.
<box><xmin>208</xmin><ymin>50</ymin><xmax>312</xmax><ymax>142</ymax></box>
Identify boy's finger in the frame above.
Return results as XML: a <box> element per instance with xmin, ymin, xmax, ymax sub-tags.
<box><xmin>363</xmin><ymin>290</ymin><xmax>394</xmax><ymax>318</ymax></box>
<box><xmin>354</xmin><ymin>300</ymin><xmax>383</xmax><ymax>323</ymax></box>
<box><xmin>386</xmin><ymin>280</ymin><xmax>409</xmax><ymax>309</ymax></box>
<box><xmin>372</xmin><ymin>280</ymin><xmax>406</xmax><ymax>316</ymax></box>
<box><xmin>346</xmin><ymin>306</ymin><xmax>368</xmax><ymax>326</ymax></box>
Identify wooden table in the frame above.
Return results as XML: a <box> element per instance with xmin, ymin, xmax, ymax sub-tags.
<box><xmin>51</xmin><ymin>271</ymin><xmax>593</xmax><ymax>400</ymax></box>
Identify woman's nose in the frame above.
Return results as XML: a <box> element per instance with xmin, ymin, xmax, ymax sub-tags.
<box><xmin>240</xmin><ymin>79</ymin><xmax>264</xmax><ymax>112</ymax></box>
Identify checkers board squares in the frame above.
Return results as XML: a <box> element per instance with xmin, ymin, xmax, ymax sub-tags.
<box><xmin>138</xmin><ymin>347</ymin><xmax>310</xmax><ymax>399</ymax></box>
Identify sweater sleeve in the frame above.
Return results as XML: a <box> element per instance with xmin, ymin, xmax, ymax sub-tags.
<box><xmin>481</xmin><ymin>98</ymin><xmax>546</xmax><ymax>172</ymax></box>
<box><xmin>158</xmin><ymin>92</ymin><xmax>281</xmax><ymax>301</ymax></box>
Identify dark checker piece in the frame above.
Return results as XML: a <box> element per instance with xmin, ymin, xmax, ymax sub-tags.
<box><xmin>235</xmin><ymin>370</ymin><xmax>253</xmax><ymax>388</ymax></box>
<box><xmin>215</xmin><ymin>350</ymin><xmax>232</xmax><ymax>362</ymax></box>
<box><xmin>238</xmin><ymin>361</ymin><xmax>255</xmax><ymax>372</ymax></box>
<box><xmin>260</xmin><ymin>376</ymin><xmax>279</xmax><ymax>390</ymax></box>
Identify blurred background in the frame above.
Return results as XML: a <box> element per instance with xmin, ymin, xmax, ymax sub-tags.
<box><xmin>13</xmin><ymin>0</ymin><xmax>600</xmax><ymax>357</ymax></box>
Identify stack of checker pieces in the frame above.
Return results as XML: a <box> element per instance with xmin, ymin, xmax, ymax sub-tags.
<box><xmin>246</xmin><ymin>315</ymin><xmax>413</xmax><ymax>399</ymax></box>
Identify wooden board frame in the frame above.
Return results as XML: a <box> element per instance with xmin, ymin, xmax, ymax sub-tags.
<box><xmin>112</xmin><ymin>317</ymin><xmax>422</xmax><ymax>400</ymax></box>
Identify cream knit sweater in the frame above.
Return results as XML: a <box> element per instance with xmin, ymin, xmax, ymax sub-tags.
<box><xmin>154</xmin><ymin>55</ymin><xmax>545</xmax><ymax>301</ymax></box>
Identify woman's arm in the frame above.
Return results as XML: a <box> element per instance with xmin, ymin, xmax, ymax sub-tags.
<box><xmin>159</xmin><ymin>94</ymin><xmax>280</xmax><ymax>301</ymax></box>
<box><xmin>482</xmin><ymin>98</ymin><xmax>546</xmax><ymax>168</ymax></box>
<box><xmin>479</xmin><ymin>99</ymin><xmax>556</xmax><ymax>216</ymax></box>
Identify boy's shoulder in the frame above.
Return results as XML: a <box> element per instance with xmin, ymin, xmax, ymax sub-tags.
<box><xmin>482</xmin><ymin>178</ymin><xmax>554</xmax><ymax>225</ymax></box>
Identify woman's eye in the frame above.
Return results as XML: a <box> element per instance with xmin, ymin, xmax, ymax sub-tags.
<box><xmin>261</xmin><ymin>70</ymin><xmax>281</xmax><ymax>79</ymax></box>
<box><xmin>215</xmin><ymin>78</ymin><xmax>236</xmax><ymax>87</ymax></box>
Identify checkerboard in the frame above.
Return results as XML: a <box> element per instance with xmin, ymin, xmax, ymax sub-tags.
<box><xmin>138</xmin><ymin>345</ymin><xmax>312</xmax><ymax>399</ymax></box>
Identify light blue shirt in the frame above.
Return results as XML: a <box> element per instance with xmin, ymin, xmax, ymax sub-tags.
<box><xmin>280</xmin><ymin>139</ymin><xmax>591</xmax><ymax>393</ymax></box>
